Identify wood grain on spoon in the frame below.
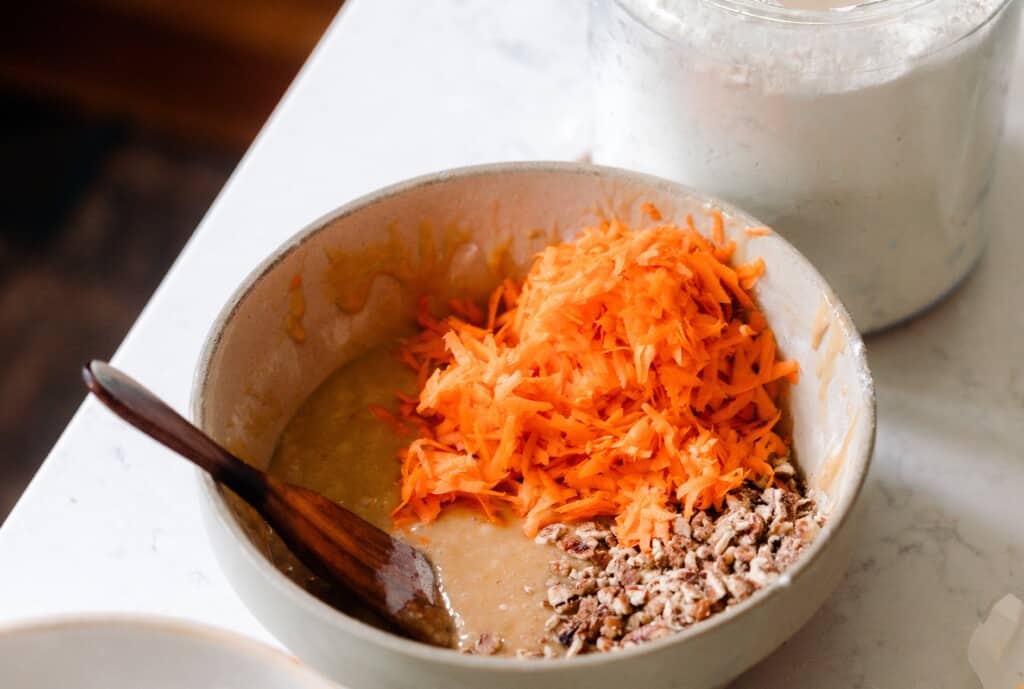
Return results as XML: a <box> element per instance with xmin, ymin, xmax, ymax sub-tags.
<box><xmin>82</xmin><ymin>360</ymin><xmax>454</xmax><ymax>648</ymax></box>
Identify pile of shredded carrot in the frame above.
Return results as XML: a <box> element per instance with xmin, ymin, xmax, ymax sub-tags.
<box><xmin>389</xmin><ymin>211</ymin><xmax>798</xmax><ymax>550</ymax></box>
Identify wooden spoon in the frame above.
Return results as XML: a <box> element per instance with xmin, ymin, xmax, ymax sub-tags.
<box><xmin>82</xmin><ymin>360</ymin><xmax>454</xmax><ymax>648</ymax></box>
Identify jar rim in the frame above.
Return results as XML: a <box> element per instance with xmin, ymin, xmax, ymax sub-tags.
<box><xmin>700</xmin><ymin>0</ymin><xmax>934</xmax><ymax>26</ymax></box>
<box><xmin>607</xmin><ymin>0</ymin><xmax>1019</xmax><ymax>80</ymax></box>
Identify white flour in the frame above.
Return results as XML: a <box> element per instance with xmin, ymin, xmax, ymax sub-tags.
<box><xmin>593</xmin><ymin>0</ymin><xmax>1021</xmax><ymax>331</ymax></box>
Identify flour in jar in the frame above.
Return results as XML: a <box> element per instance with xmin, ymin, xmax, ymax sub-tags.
<box><xmin>593</xmin><ymin>0</ymin><xmax>1021</xmax><ymax>331</ymax></box>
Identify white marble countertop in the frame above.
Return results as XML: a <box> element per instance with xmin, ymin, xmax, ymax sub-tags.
<box><xmin>1</xmin><ymin>2</ymin><xmax>1021</xmax><ymax>687</ymax></box>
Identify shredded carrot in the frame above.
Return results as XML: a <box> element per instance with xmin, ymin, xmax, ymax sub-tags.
<box><xmin>369</xmin><ymin>405</ymin><xmax>410</xmax><ymax>436</ymax></box>
<box><xmin>711</xmin><ymin>212</ymin><xmax>726</xmax><ymax>245</ymax></box>
<box><xmin>391</xmin><ymin>213</ymin><xmax>798</xmax><ymax>549</ymax></box>
<box><xmin>745</xmin><ymin>226</ymin><xmax>772</xmax><ymax>238</ymax></box>
<box><xmin>640</xmin><ymin>202</ymin><xmax>662</xmax><ymax>221</ymax></box>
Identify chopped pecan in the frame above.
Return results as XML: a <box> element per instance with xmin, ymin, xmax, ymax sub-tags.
<box><xmin>536</xmin><ymin>523</ymin><xmax>567</xmax><ymax>545</ymax></box>
<box><xmin>534</xmin><ymin>481</ymin><xmax>821</xmax><ymax>656</ymax></box>
<box><xmin>690</xmin><ymin>512</ymin><xmax>714</xmax><ymax>541</ymax></box>
<box><xmin>471</xmin><ymin>633</ymin><xmax>503</xmax><ymax>656</ymax></box>
<box><xmin>621</xmin><ymin>622</ymin><xmax>672</xmax><ymax>646</ymax></box>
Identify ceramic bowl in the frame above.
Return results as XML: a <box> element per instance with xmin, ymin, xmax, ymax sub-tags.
<box><xmin>193</xmin><ymin>162</ymin><xmax>875</xmax><ymax>689</ymax></box>
<box><xmin>0</xmin><ymin>615</ymin><xmax>338</xmax><ymax>689</ymax></box>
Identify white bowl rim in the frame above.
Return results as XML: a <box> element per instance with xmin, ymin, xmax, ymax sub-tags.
<box><xmin>0</xmin><ymin>612</ymin><xmax>337</xmax><ymax>687</ymax></box>
<box><xmin>192</xmin><ymin>160</ymin><xmax>876</xmax><ymax>671</ymax></box>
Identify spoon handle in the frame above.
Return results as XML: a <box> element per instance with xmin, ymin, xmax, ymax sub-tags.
<box><xmin>82</xmin><ymin>360</ymin><xmax>267</xmax><ymax>504</ymax></box>
<box><xmin>83</xmin><ymin>360</ymin><xmax>454</xmax><ymax>646</ymax></box>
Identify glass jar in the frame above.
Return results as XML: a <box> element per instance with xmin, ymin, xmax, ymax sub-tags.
<box><xmin>591</xmin><ymin>0</ymin><xmax>1021</xmax><ymax>332</ymax></box>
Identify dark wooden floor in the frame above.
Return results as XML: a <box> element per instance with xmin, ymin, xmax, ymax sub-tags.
<box><xmin>0</xmin><ymin>1</ymin><xmax>340</xmax><ymax>522</ymax></box>
<box><xmin>0</xmin><ymin>94</ymin><xmax>238</xmax><ymax>519</ymax></box>
<box><xmin>1</xmin><ymin>1</ymin><xmax>340</xmax><ymax>148</ymax></box>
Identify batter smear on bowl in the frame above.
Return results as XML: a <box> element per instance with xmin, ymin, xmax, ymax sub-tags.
<box><xmin>268</xmin><ymin>211</ymin><xmax>824</xmax><ymax>657</ymax></box>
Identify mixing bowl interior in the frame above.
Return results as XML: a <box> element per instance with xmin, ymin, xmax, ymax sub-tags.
<box><xmin>193</xmin><ymin>163</ymin><xmax>874</xmax><ymax>662</ymax></box>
